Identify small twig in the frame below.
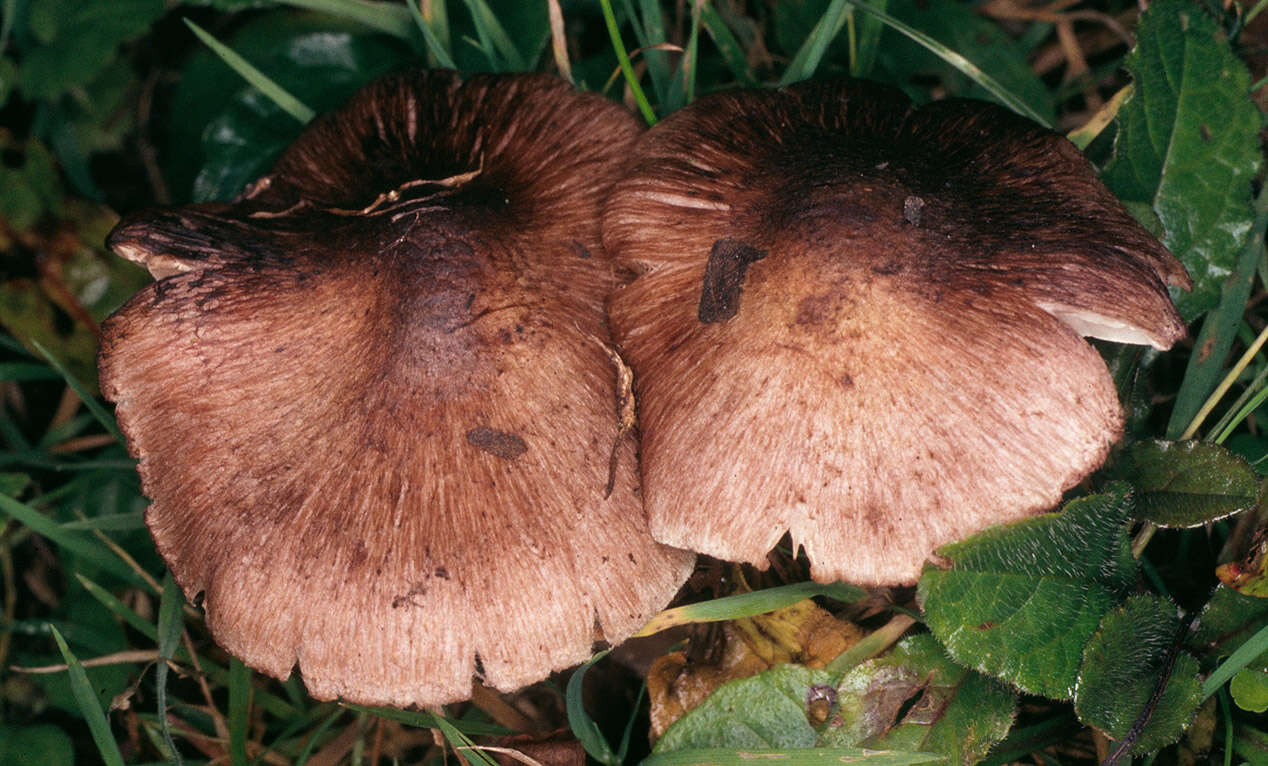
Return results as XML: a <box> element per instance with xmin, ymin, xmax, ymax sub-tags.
<box><xmin>12</xmin><ymin>648</ymin><xmax>161</xmax><ymax>673</ymax></box>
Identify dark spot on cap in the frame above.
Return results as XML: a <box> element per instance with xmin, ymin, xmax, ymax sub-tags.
<box><xmin>466</xmin><ymin>426</ymin><xmax>528</xmax><ymax>460</ymax></box>
<box><xmin>794</xmin><ymin>295</ymin><xmax>833</xmax><ymax>326</ymax></box>
<box><xmin>902</xmin><ymin>195</ymin><xmax>924</xmax><ymax>226</ymax></box>
<box><xmin>434</xmin><ymin>566</ymin><xmax>449</xmax><ymax>579</ymax></box>
<box><xmin>571</xmin><ymin>240</ymin><xmax>592</xmax><ymax>259</ymax></box>
<box><xmin>698</xmin><ymin>238</ymin><xmax>768</xmax><ymax>323</ymax></box>
<box><xmin>840</xmin><ymin>373</ymin><xmax>854</xmax><ymax>389</ymax></box>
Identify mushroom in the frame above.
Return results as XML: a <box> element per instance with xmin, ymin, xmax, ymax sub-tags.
<box><xmin>98</xmin><ymin>70</ymin><xmax>694</xmax><ymax>707</ymax></box>
<box><xmin>603</xmin><ymin>79</ymin><xmax>1189</xmax><ymax>586</ymax></box>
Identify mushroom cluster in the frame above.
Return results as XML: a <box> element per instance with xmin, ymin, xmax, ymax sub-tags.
<box><xmin>603</xmin><ymin>78</ymin><xmax>1189</xmax><ymax>586</ymax></box>
<box><xmin>100</xmin><ymin>69</ymin><xmax>1190</xmax><ymax>706</ymax></box>
<box><xmin>99</xmin><ymin>71</ymin><xmax>694</xmax><ymax>707</ymax></box>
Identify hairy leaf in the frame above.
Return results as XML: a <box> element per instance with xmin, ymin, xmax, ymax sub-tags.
<box><xmin>1112</xmin><ymin>440</ymin><xmax>1259</xmax><ymax>526</ymax></box>
<box><xmin>918</xmin><ymin>485</ymin><xmax>1136</xmax><ymax>698</ymax></box>
<box><xmin>1074</xmin><ymin>595</ymin><xmax>1202</xmax><ymax>755</ymax></box>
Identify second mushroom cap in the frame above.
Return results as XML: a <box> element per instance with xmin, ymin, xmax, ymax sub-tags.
<box><xmin>604</xmin><ymin>79</ymin><xmax>1189</xmax><ymax>585</ymax></box>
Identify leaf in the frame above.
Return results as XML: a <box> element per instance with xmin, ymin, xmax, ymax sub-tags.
<box><xmin>1191</xmin><ymin>585</ymin><xmax>1268</xmax><ymax>654</ymax></box>
<box><xmin>917</xmin><ymin>485</ymin><xmax>1136</xmax><ymax>699</ymax></box>
<box><xmin>656</xmin><ymin>664</ymin><xmax>833</xmax><ymax>750</ymax></box>
<box><xmin>166</xmin><ymin>11</ymin><xmax>413</xmax><ymax>201</ymax></box>
<box><xmin>1232</xmin><ymin>668</ymin><xmax>1268</xmax><ymax>713</ymax></box>
<box><xmin>1101</xmin><ymin>0</ymin><xmax>1261</xmax><ymax>320</ymax></box>
<box><xmin>821</xmin><ymin>635</ymin><xmax>1016</xmax><ymax>764</ymax></box>
<box><xmin>16</xmin><ymin>0</ymin><xmax>164</xmax><ymax>100</ymax></box>
<box><xmin>0</xmin><ymin>725</ymin><xmax>74</xmax><ymax>766</ymax></box>
<box><xmin>643</xmin><ymin>748</ymin><xmax>944</xmax><ymax>766</ymax></box>
<box><xmin>1112</xmin><ymin>440</ymin><xmax>1259</xmax><ymax>526</ymax></box>
<box><xmin>1074</xmin><ymin>595</ymin><xmax>1202</xmax><ymax>755</ymax></box>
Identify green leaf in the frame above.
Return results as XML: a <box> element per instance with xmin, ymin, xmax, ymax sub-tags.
<box><xmin>0</xmin><ymin>725</ymin><xmax>75</xmax><ymax>766</ymax></box>
<box><xmin>917</xmin><ymin>485</ymin><xmax>1136</xmax><ymax>699</ymax></box>
<box><xmin>656</xmin><ymin>664</ymin><xmax>832</xmax><ymax>750</ymax></box>
<box><xmin>49</xmin><ymin>625</ymin><xmax>125</xmax><ymax>766</ymax></box>
<box><xmin>1112</xmin><ymin>440</ymin><xmax>1259</xmax><ymax>526</ymax></box>
<box><xmin>168</xmin><ymin>12</ymin><xmax>412</xmax><ymax>202</ymax></box>
<box><xmin>16</xmin><ymin>0</ymin><xmax>164</xmax><ymax>100</ymax></box>
<box><xmin>822</xmin><ymin>635</ymin><xmax>1016</xmax><ymax>763</ymax></box>
<box><xmin>1191</xmin><ymin>585</ymin><xmax>1268</xmax><ymax>652</ymax></box>
<box><xmin>643</xmin><ymin>749</ymin><xmax>944</xmax><ymax>766</ymax></box>
<box><xmin>1101</xmin><ymin>0</ymin><xmax>1261</xmax><ymax>320</ymax></box>
<box><xmin>1232</xmin><ymin>668</ymin><xmax>1268</xmax><ymax>713</ymax></box>
<box><xmin>567</xmin><ymin>650</ymin><xmax>620</xmax><ymax>765</ymax></box>
<box><xmin>1165</xmin><ymin>184</ymin><xmax>1268</xmax><ymax>439</ymax></box>
<box><xmin>1074</xmin><ymin>595</ymin><xmax>1202</xmax><ymax>755</ymax></box>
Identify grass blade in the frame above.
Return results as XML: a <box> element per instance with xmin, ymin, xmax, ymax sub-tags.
<box><xmin>77</xmin><ymin>574</ymin><xmax>158</xmax><ymax>641</ymax></box>
<box><xmin>342</xmin><ymin>703</ymin><xmax>508</xmax><ymax>736</ymax></box>
<box><xmin>50</xmin><ymin>625</ymin><xmax>126</xmax><ymax>766</ymax></box>
<box><xmin>634</xmin><ymin>581</ymin><xmax>864</xmax><ymax>637</ymax></box>
<box><xmin>843</xmin><ymin>0</ymin><xmax>1050</xmax><ymax>126</ymax></box>
<box><xmin>31</xmin><ymin>340</ymin><xmax>122</xmax><ymax>443</ymax></box>
<box><xmin>566</xmin><ymin>650</ymin><xmax>619</xmax><ymax>765</ymax></box>
<box><xmin>778</xmin><ymin>0</ymin><xmax>849</xmax><ymax>86</ymax></box>
<box><xmin>278</xmin><ymin>0</ymin><xmax>412</xmax><ymax>38</ymax></box>
<box><xmin>156</xmin><ymin>573</ymin><xmax>186</xmax><ymax>765</ymax></box>
<box><xmin>461</xmin><ymin>0</ymin><xmax>527</xmax><ymax>71</ymax></box>
<box><xmin>407</xmin><ymin>0</ymin><xmax>457</xmax><ymax>69</ymax></box>
<box><xmin>1169</xmin><ymin>183</ymin><xmax>1268</xmax><ymax>439</ymax></box>
<box><xmin>599</xmin><ymin>0</ymin><xmax>657</xmax><ymax>124</ymax></box>
<box><xmin>1204</xmin><ymin>621</ymin><xmax>1268</xmax><ymax>700</ymax></box>
<box><xmin>700</xmin><ymin>3</ymin><xmax>756</xmax><ymax>87</ymax></box>
<box><xmin>0</xmin><ymin>493</ymin><xmax>138</xmax><ymax>583</ymax></box>
<box><xmin>229</xmin><ymin>657</ymin><xmax>252</xmax><ymax>766</ymax></box>
<box><xmin>184</xmin><ymin>19</ymin><xmax>315</xmax><ymax>124</ymax></box>
<box><xmin>636</xmin><ymin>0</ymin><xmax>672</xmax><ymax>102</ymax></box>
<box><xmin>665</xmin><ymin>1</ymin><xmax>702</xmax><ymax>111</ymax></box>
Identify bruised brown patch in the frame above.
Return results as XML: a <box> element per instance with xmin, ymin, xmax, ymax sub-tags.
<box><xmin>698</xmin><ymin>238</ymin><xmax>767</xmax><ymax>323</ymax></box>
<box><xmin>466</xmin><ymin>426</ymin><xmax>528</xmax><ymax>460</ymax></box>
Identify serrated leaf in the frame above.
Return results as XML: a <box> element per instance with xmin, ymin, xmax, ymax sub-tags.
<box><xmin>917</xmin><ymin>485</ymin><xmax>1136</xmax><ymax>699</ymax></box>
<box><xmin>1074</xmin><ymin>595</ymin><xmax>1202</xmax><ymax>755</ymax></box>
<box><xmin>1101</xmin><ymin>0</ymin><xmax>1261</xmax><ymax>319</ymax></box>
<box><xmin>821</xmin><ymin>635</ymin><xmax>1015</xmax><ymax>764</ymax></box>
<box><xmin>1192</xmin><ymin>585</ymin><xmax>1268</xmax><ymax>652</ymax></box>
<box><xmin>1232</xmin><ymin>668</ymin><xmax>1268</xmax><ymax>713</ymax></box>
<box><xmin>655</xmin><ymin>664</ymin><xmax>832</xmax><ymax>751</ymax></box>
<box><xmin>1113</xmin><ymin>440</ymin><xmax>1259</xmax><ymax>526</ymax></box>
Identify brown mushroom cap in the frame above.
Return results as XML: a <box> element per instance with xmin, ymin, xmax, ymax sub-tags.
<box><xmin>99</xmin><ymin>71</ymin><xmax>694</xmax><ymax>706</ymax></box>
<box><xmin>604</xmin><ymin>79</ymin><xmax>1189</xmax><ymax>586</ymax></box>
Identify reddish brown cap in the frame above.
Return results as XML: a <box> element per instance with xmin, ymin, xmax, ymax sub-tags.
<box><xmin>99</xmin><ymin>71</ymin><xmax>693</xmax><ymax>706</ymax></box>
<box><xmin>604</xmin><ymin>79</ymin><xmax>1189</xmax><ymax>586</ymax></box>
